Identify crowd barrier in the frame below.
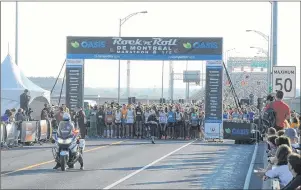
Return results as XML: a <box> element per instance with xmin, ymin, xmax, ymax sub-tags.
<box><xmin>1</xmin><ymin>120</ymin><xmax>52</xmax><ymax>147</ymax></box>
<box><xmin>223</xmin><ymin>121</ymin><xmax>257</xmax><ymax>144</ymax></box>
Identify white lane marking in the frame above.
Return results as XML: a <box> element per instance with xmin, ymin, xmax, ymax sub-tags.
<box><xmin>102</xmin><ymin>140</ymin><xmax>196</xmax><ymax>189</ymax></box>
<box><xmin>243</xmin><ymin>143</ymin><xmax>258</xmax><ymax>190</ymax></box>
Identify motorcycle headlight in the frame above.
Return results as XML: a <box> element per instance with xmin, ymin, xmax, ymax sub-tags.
<box><xmin>57</xmin><ymin>138</ymin><xmax>72</xmax><ymax>144</ymax></box>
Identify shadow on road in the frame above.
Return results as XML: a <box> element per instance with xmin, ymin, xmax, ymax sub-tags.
<box><xmin>123</xmin><ymin>145</ymin><xmax>254</xmax><ymax>189</ymax></box>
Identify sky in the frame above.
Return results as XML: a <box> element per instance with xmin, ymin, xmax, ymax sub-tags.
<box><xmin>1</xmin><ymin>2</ymin><xmax>300</xmax><ymax>89</ymax></box>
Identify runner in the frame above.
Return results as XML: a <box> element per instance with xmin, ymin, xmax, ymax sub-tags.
<box><xmin>158</xmin><ymin>107</ymin><xmax>167</xmax><ymax>139</ymax></box>
<box><xmin>121</xmin><ymin>104</ymin><xmax>128</xmax><ymax>138</ymax></box>
<box><xmin>114</xmin><ymin>106</ymin><xmax>122</xmax><ymax>138</ymax></box>
<box><xmin>135</xmin><ymin>103</ymin><xmax>144</xmax><ymax>139</ymax></box>
<box><xmin>166</xmin><ymin>107</ymin><xmax>176</xmax><ymax>139</ymax></box>
<box><xmin>144</xmin><ymin>107</ymin><xmax>151</xmax><ymax>138</ymax></box>
<box><xmin>190</xmin><ymin>108</ymin><xmax>199</xmax><ymax>139</ymax></box>
<box><xmin>126</xmin><ymin>105</ymin><xmax>135</xmax><ymax>139</ymax></box>
<box><xmin>105</xmin><ymin>106</ymin><xmax>114</xmax><ymax>138</ymax></box>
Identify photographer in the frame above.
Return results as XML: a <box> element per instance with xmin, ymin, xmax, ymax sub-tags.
<box><xmin>264</xmin><ymin>91</ymin><xmax>290</xmax><ymax>131</ymax></box>
<box><xmin>20</xmin><ymin>89</ymin><xmax>31</xmax><ymax>116</ymax></box>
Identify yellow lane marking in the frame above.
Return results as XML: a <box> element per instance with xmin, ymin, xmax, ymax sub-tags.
<box><xmin>1</xmin><ymin>140</ymin><xmax>125</xmax><ymax>176</ymax></box>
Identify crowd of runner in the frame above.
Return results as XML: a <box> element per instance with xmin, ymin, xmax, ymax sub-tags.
<box><xmin>48</xmin><ymin>101</ymin><xmax>264</xmax><ymax>141</ymax></box>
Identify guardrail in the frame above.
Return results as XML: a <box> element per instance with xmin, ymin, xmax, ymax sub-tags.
<box><xmin>1</xmin><ymin>120</ymin><xmax>52</xmax><ymax>148</ymax></box>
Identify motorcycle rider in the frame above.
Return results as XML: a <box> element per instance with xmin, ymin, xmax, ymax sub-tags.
<box><xmin>53</xmin><ymin>113</ymin><xmax>84</xmax><ymax>170</ymax></box>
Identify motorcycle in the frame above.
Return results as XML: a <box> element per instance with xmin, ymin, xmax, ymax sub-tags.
<box><xmin>52</xmin><ymin>121</ymin><xmax>85</xmax><ymax>171</ymax></box>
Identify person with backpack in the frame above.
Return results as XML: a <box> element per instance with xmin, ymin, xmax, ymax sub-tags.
<box><xmin>264</xmin><ymin>91</ymin><xmax>291</xmax><ymax>131</ymax></box>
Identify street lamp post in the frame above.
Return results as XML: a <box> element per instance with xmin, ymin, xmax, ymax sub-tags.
<box><xmin>250</xmin><ymin>46</ymin><xmax>268</xmax><ymax>56</ymax></box>
<box><xmin>246</xmin><ymin>30</ymin><xmax>271</xmax><ymax>93</ymax></box>
<box><xmin>117</xmin><ymin>11</ymin><xmax>147</xmax><ymax>104</ymax></box>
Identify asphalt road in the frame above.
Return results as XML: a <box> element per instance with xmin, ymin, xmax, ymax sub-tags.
<box><xmin>1</xmin><ymin>139</ymin><xmax>259</xmax><ymax>189</ymax></box>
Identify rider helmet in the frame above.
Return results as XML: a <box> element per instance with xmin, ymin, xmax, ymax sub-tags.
<box><xmin>63</xmin><ymin>112</ymin><xmax>71</xmax><ymax>121</ymax></box>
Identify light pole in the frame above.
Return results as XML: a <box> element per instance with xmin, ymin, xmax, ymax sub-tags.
<box><xmin>117</xmin><ymin>11</ymin><xmax>147</xmax><ymax>104</ymax></box>
<box><xmin>246</xmin><ymin>30</ymin><xmax>271</xmax><ymax>93</ymax></box>
<box><xmin>224</xmin><ymin>48</ymin><xmax>236</xmax><ymax>68</ymax></box>
<box><xmin>250</xmin><ymin>46</ymin><xmax>268</xmax><ymax>56</ymax></box>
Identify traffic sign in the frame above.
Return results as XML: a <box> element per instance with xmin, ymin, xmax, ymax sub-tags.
<box><xmin>272</xmin><ymin>66</ymin><xmax>296</xmax><ymax>98</ymax></box>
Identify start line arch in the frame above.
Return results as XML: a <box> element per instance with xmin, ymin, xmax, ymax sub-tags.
<box><xmin>65</xmin><ymin>36</ymin><xmax>223</xmax><ymax>139</ymax></box>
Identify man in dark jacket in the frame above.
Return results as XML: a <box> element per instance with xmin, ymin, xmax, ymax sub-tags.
<box><xmin>96</xmin><ymin>106</ymin><xmax>105</xmax><ymax>137</ymax></box>
<box><xmin>20</xmin><ymin>89</ymin><xmax>31</xmax><ymax>115</ymax></box>
<box><xmin>147</xmin><ymin>113</ymin><xmax>159</xmax><ymax>144</ymax></box>
<box><xmin>135</xmin><ymin>102</ymin><xmax>144</xmax><ymax>138</ymax></box>
<box><xmin>14</xmin><ymin>108</ymin><xmax>26</xmax><ymax>146</ymax></box>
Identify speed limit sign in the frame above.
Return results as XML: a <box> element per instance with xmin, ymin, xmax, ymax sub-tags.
<box><xmin>272</xmin><ymin>66</ymin><xmax>296</xmax><ymax>98</ymax></box>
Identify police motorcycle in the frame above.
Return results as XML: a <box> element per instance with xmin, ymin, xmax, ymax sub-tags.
<box><xmin>52</xmin><ymin>113</ymin><xmax>85</xmax><ymax>171</ymax></box>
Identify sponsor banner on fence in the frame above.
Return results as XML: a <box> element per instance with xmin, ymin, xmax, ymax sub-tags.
<box><xmin>21</xmin><ymin>121</ymin><xmax>37</xmax><ymax>142</ymax></box>
<box><xmin>204</xmin><ymin>121</ymin><xmax>223</xmax><ymax>139</ymax></box>
<box><xmin>5</xmin><ymin>123</ymin><xmax>16</xmax><ymax>141</ymax></box>
<box><xmin>223</xmin><ymin>122</ymin><xmax>253</xmax><ymax>140</ymax></box>
<box><xmin>39</xmin><ymin>120</ymin><xmax>48</xmax><ymax>140</ymax></box>
<box><xmin>66</xmin><ymin>37</ymin><xmax>223</xmax><ymax>60</ymax></box>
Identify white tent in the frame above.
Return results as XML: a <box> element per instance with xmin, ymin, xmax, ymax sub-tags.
<box><xmin>1</xmin><ymin>54</ymin><xmax>51</xmax><ymax>120</ymax></box>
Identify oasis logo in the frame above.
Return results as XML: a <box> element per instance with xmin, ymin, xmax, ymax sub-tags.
<box><xmin>183</xmin><ymin>42</ymin><xmax>218</xmax><ymax>49</ymax></box>
<box><xmin>225</xmin><ymin>128</ymin><xmax>249</xmax><ymax>135</ymax></box>
<box><xmin>70</xmin><ymin>41</ymin><xmax>106</xmax><ymax>49</ymax></box>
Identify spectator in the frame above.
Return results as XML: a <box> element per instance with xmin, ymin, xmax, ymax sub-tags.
<box><xmin>264</xmin><ymin>145</ymin><xmax>293</xmax><ymax>188</ymax></box>
<box><xmin>282</xmin><ymin>153</ymin><xmax>301</xmax><ymax>190</ymax></box>
<box><xmin>14</xmin><ymin>108</ymin><xmax>26</xmax><ymax>146</ymax></box>
<box><xmin>54</xmin><ymin>107</ymin><xmax>64</xmax><ymax>126</ymax></box>
<box><xmin>275</xmin><ymin>136</ymin><xmax>292</xmax><ymax>148</ymax></box>
<box><xmin>278</xmin><ymin>130</ymin><xmax>285</xmax><ymax>137</ymax></box>
<box><xmin>267</xmin><ymin>135</ymin><xmax>278</xmax><ymax>156</ymax></box>
<box><xmin>61</xmin><ymin>104</ymin><xmax>69</xmax><ymax>114</ymax></box>
<box><xmin>76</xmin><ymin>107</ymin><xmax>86</xmax><ymax>139</ymax></box>
<box><xmin>268</xmin><ymin>127</ymin><xmax>277</xmax><ymax>136</ymax></box>
<box><xmin>1</xmin><ymin>109</ymin><xmax>11</xmax><ymax>123</ymax></box>
<box><xmin>284</xmin><ymin>128</ymin><xmax>300</xmax><ymax>153</ymax></box>
<box><xmin>41</xmin><ymin>104</ymin><xmax>50</xmax><ymax>120</ymax></box>
<box><xmin>265</xmin><ymin>90</ymin><xmax>290</xmax><ymax>131</ymax></box>
<box><xmin>290</xmin><ymin>117</ymin><xmax>299</xmax><ymax>129</ymax></box>
<box><xmin>20</xmin><ymin>89</ymin><xmax>31</xmax><ymax>115</ymax></box>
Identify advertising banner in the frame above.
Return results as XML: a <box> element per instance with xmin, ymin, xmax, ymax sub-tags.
<box><xmin>21</xmin><ymin>121</ymin><xmax>37</xmax><ymax>142</ymax></box>
<box><xmin>39</xmin><ymin>120</ymin><xmax>48</xmax><ymax>140</ymax></box>
<box><xmin>66</xmin><ymin>37</ymin><xmax>223</xmax><ymax>60</ymax></box>
<box><xmin>223</xmin><ymin>122</ymin><xmax>254</xmax><ymax>140</ymax></box>
<box><xmin>5</xmin><ymin>123</ymin><xmax>16</xmax><ymax>141</ymax></box>
<box><xmin>65</xmin><ymin>59</ymin><xmax>84</xmax><ymax>111</ymax></box>
<box><xmin>204</xmin><ymin>60</ymin><xmax>223</xmax><ymax>139</ymax></box>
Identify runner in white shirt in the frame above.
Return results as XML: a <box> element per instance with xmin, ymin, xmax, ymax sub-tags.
<box><xmin>158</xmin><ymin>108</ymin><xmax>167</xmax><ymax>139</ymax></box>
<box><xmin>114</xmin><ymin>108</ymin><xmax>122</xmax><ymax>138</ymax></box>
<box><xmin>126</xmin><ymin>106</ymin><xmax>135</xmax><ymax>138</ymax></box>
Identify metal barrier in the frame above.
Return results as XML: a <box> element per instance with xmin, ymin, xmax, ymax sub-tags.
<box><xmin>20</xmin><ymin>121</ymin><xmax>38</xmax><ymax>143</ymax></box>
<box><xmin>38</xmin><ymin>120</ymin><xmax>48</xmax><ymax>141</ymax></box>
<box><xmin>5</xmin><ymin>123</ymin><xmax>18</xmax><ymax>146</ymax></box>
<box><xmin>1</xmin><ymin>123</ymin><xmax>4</xmax><ymax>145</ymax></box>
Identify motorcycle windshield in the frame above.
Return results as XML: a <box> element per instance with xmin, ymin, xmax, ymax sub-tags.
<box><xmin>57</xmin><ymin>121</ymin><xmax>73</xmax><ymax>139</ymax></box>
